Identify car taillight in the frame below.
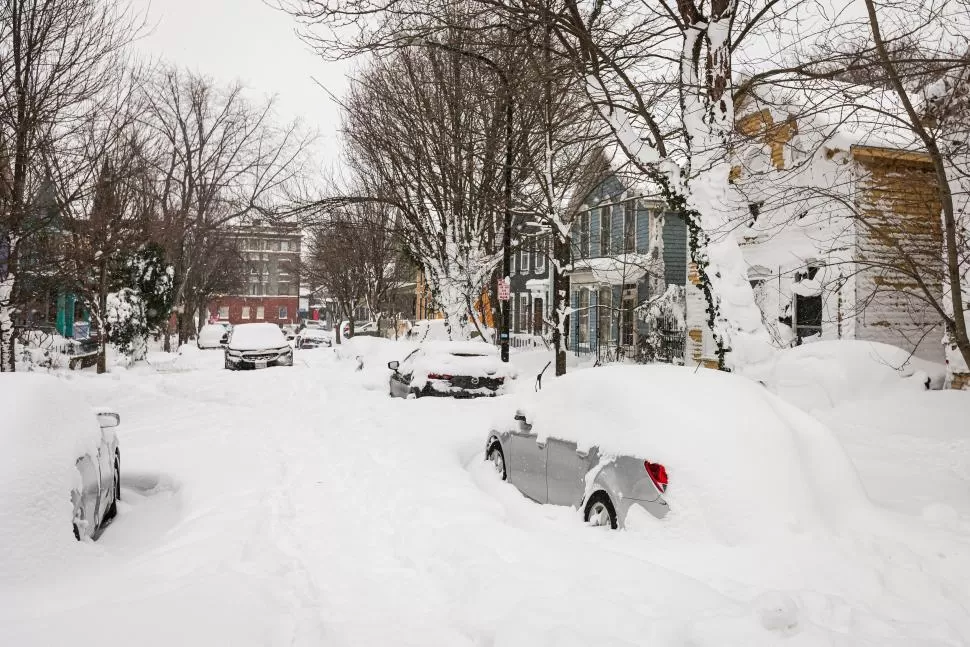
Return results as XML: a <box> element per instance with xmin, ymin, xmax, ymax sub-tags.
<box><xmin>645</xmin><ymin>461</ymin><xmax>668</xmax><ymax>493</ymax></box>
<box><xmin>428</xmin><ymin>373</ymin><xmax>453</xmax><ymax>380</ymax></box>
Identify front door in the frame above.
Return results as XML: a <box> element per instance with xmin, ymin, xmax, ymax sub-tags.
<box><xmin>533</xmin><ymin>298</ymin><xmax>543</xmax><ymax>335</ymax></box>
<box><xmin>509</xmin><ymin>424</ymin><xmax>548</xmax><ymax>503</ymax></box>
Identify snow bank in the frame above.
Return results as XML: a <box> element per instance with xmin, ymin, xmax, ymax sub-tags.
<box><xmin>761</xmin><ymin>340</ymin><xmax>946</xmax><ymax>412</ymax></box>
<box><xmin>227</xmin><ymin>323</ymin><xmax>287</xmax><ymax>351</ymax></box>
<box><xmin>517</xmin><ymin>364</ymin><xmax>870</xmax><ymax>541</ymax></box>
<box><xmin>0</xmin><ymin>374</ymin><xmax>102</xmax><ymax>583</ymax></box>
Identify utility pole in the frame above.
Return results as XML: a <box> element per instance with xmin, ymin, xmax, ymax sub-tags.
<box><xmin>501</xmin><ymin>78</ymin><xmax>513</xmax><ymax>363</ymax></box>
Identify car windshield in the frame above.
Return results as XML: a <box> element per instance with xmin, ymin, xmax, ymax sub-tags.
<box><xmin>230</xmin><ymin>324</ymin><xmax>286</xmax><ymax>349</ymax></box>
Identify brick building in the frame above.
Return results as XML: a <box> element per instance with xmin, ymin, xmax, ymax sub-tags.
<box><xmin>208</xmin><ymin>221</ymin><xmax>302</xmax><ymax>326</ymax></box>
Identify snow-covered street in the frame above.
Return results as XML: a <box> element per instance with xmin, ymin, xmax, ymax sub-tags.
<box><xmin>3</xmin><ymin>343</ymin><xmax>969</xmax><ymax>646</ymax></box>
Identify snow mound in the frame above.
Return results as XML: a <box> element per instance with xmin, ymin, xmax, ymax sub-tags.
<box><xmin>516</xmin><ymin>364</ymin><xmax>871</xmax><ymax>542</ymax></box>
<box><xmin>0</xmin><ymin>374</ymin><xmax>102</xmax><ymax>583</ymax></box>
<box><xmin>762</xmin><ymin>340</ymin><xmax>946</xmax><ymax>412</ymax></box>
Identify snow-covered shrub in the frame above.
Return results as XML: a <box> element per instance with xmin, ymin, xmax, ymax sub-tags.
<box><xmin>106</xmin><ymin>288</ymin><xmax>146</xmax><ymax>356</ymax></box>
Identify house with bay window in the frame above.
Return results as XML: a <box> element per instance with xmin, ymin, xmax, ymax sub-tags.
<box><xmin>566</xmin><ymin>168</ymin><xmax>689</xmax><ymax>360</ymax></box>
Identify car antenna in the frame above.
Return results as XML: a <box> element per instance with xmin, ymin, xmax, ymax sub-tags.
<box><xmin>536</xmin><ymin>361</ymin><xmax>552</xmax><ymax>391</ymax></box>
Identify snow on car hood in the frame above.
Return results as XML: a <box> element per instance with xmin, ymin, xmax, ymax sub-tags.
<box><xmin>227</xmin><ymin>323</ymin><xmax>288</xmax><ymax>351</ymax></box>
<box><xmin>514</xmin><ymin>364</ymin><xmax>871</xmax><ymax>541</ymax></box>
<box><xmin>0</xmin><ymin>374</ymin><xmax>103</xmax><ymax>583</ymax></box>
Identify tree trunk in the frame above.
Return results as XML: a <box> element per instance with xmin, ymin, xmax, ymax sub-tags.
<box><xmin>0</xmin><ymin>236</ymin><xmax>19</xmax><ymax>372</ymax></box>
<box><xmin>96</xmin><ymin>261</ymin><xmax>108</xmax><ymax>374</ymax></box>
<box><xmin>552</xmin><ymin>235</ymin><xmax>569</xmax><ymax>376</ymax></box>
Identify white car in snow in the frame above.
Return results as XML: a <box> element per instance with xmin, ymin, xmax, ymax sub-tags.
<box><xmin>197</xmin><ymin>323</ymin><xmax>231</xmax><ymax>349</ymax></box>
<box><xmin>0</xmin><ymin>375</ymin><xmax>122</xmax><ymax>544</ymax></box>
<box><xmin>224</xmin><ymin>322</ymin><xmax>294</xmax><ymax>370</ymax></box>
<box><xmin>388</xmin><ymin>341</ymin><xmax>515</xmax><ymax>398</ymax></box>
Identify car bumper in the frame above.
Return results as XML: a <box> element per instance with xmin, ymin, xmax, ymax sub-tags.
<box><xmin>420</xmin><ymin>384</ymin><xmax>500</xmax><ymax>399</ymax></box>
<box><xmin>226</xmin><ymin>352</ymin><xmax>293</xmax><ymax>369</ymax></box>
<box><xmin>615</xmin><ymin>495</ymin><xmax>669</xmax><ymax>527</ymax></box>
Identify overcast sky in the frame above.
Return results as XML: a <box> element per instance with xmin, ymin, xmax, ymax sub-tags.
<box><xmin>130</xmin><ymin>0</ymin><xmax>349</xmax><ymax>171</ymax></box>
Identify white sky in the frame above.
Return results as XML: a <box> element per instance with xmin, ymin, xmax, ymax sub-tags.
<box><xmin>130</xmin><ymin>0</ymin><xmax>349</xmax><ymax>172</ymax></box>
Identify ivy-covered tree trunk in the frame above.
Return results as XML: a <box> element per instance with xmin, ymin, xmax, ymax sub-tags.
<box><xmin>552</xmin><ymin>235</ymin><xmax>570</xmax><ymax>376</ymax></box>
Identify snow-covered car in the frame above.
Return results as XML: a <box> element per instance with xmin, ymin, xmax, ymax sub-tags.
<box><xmin>387</xmin><ymin>341</ymin><xmax>514</xmax><ymax>398</ymax></box>
<box><xmin>406</xmin><ymin>319</ymin><xmax>450</xmax><ymax>342</ymax></box>
<box><xmin>297</xmin><ymin>327</ymin><xmax>332</xmax><ymax>349</ymax></box>
<box><xmin>224</xmin><ymin>322</ymin><xmax>294</xmax><ymax>370</ymax></box>
<box><xmin>485</xmin><ymin>364</ymin><xmax>866</xmax><ymax>532</ymax></box>
<box><xmin>281</xmin><ymin>324</ymin><xmax>298</xmax><ymax>343</ymax></box>
<box><xmin>197</xmin><ymin>323</ymin><xmax>230</xmax><ymax>349</ymax></box>
<box><xmin>0</xmin><ymin>375</ymin><xmax>121</xmax><ymax>546</ymax></box>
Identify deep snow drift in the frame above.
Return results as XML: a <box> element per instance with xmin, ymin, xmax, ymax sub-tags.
<box><xmin>2</xmin><ymin>342</ymin><xmax>969</xmax><ymax>646</ymax></box>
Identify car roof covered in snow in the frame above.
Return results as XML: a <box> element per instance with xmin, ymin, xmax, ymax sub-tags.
<box><xmin>0</xmin><ymin>374</ymin><xmax>103</xmax><ymax>583</ymax></box>
<box><xmin>228</xmin><ymin>323</ymin><xmax>287</xmax><ymax>351</ymax></box>
<box><xmin>511</xmin><ymin>364</ymin><xmax>870</xmax><ymax>539</ymax></box>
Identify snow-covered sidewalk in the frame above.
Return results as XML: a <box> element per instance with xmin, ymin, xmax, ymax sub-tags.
<box><xmin>3</xmin><ymin>344</ymin><xmax>969</xmax><ymax>646</ymax></box>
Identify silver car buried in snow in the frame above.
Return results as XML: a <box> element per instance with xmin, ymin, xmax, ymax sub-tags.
<box><xmin>485</xmin><ymin>410</ymin><xmax>669</xmax><ymax>529</ymax></box>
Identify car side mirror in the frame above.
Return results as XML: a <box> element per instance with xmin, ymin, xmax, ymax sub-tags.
<box><xmin>97</xmin><ymin>412</ymin><xmax>120</xmax><ymax>428</ymax></box>
<box><xmin>387</xmin><ymin>360</ymin><xmax>400</xmax><ymax>371</ymax></box>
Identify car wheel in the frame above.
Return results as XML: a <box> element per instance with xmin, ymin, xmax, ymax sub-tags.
<box><xmin>72</xmin><ymin>490</ymin><xmax>84</xmax><ymax>540</ymax></box>
<box><xmin>584</xmin><ymin>492</ymin><xmax>617</xmax><ymax>529</ymax></box>
<box><xmin>104</xmin><ymin>453</ymin><xmax>121</xmax><ymax>522</ymax></box>
<box><xmin>486</xmin><ymin>442</ymin><xmax>506</xmax><ymax>481</ymax></box>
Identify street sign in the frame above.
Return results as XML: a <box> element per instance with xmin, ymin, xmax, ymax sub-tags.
<box><xmin>498</xmin><ymin>279</ymin><xmax>510</xmax><ymax>301</ymax></box>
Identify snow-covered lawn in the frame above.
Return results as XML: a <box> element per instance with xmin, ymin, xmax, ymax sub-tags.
<box><xmin>2</xmin><ymin>342</ymin><xmax>969</xmax><ymax>646</ymax></box>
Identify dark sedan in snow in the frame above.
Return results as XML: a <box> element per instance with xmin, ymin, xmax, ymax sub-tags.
<box><xmin>388</xmin><ymin>342</ymin><xmax>514</xmax><ymax>398</ymax></box>
<box><xmin>224</xmin><ymin>323</ymin><xmax>294</xmax><ymax>370</ymax></box>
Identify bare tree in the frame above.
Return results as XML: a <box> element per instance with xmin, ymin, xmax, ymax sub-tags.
<box><xmin>142</xmin><ymin>67</ymin><xmax>310</xmax><ymax>349</ymax></box>
<box><xmin>339</xmin><ymin>30</ymin><xmax>531</xmax><ymax>339</ymax></box>
<box><xmin>0</xmin><ymin>0</ymin><xmax>142</xmax><ymax>371</ymax></box>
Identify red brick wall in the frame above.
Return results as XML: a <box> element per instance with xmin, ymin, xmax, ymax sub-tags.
<box><xmin>207</xmin><ymin>296</ymin><xmax>300</xmax><ymax>325</ymax></box>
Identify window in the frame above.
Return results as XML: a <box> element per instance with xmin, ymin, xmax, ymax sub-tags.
<box><xmin>578</xmin><ymin>288</ymin><xmax>590</xmax><ymax>345</ymax></box>
<box><xmin>624</xmin><ymin>201</ymin><xmax>636</xmax><ymax>253</ymax></box>
<box><xmin>249</xmin><ymin>284</ymin><xmax>259</xmax><ymax>296</ymax></box>
<box><xmin>579</xmin><ymin>213</ymin><xmax>590</xmax><ymax>259</ymax></box>
<box><xmin>519</xmin><ymin>294</ymin><xmax>530</xmax><ymax>333</ymax></box>
<box><xmin>600</xmin><ymin>207</ymin><xmax>611</xmax><ymax>256</ymax></box>
<box><xmin>598</xmin><ymin>287</ymin><xmax>613</xmax><ymax>344</ymax></box>
<box><xmin>241</xmin><ymin>306</ymin><xmax>251</xmax><ymax>320</ymax></box>
<box><xmin>218</xmin><ymin>306</ymin><xmax>229</xmax><ymax>320</ymax></box>
<box><xmin>280</xmin><ymin>240</ymin><xmax>289</xmax><ymax>252</ymax></box>
<box><xmin>535</xmin><ymin>239</ymin><xmax>546</xmax><ymax>273</ymax></box>
<box><xmin>621</xmin><ymin>284</ymin><xmax>636</xmax><ymax>346</ymax></box>
<box><xmin>278</xmin><ymin>306</ymin><xmax>288</xmax><ymax>320</ymax></box>
<box><xmin>519</xmin><ymin>247</ymin><xmax>529</xmax><ymax>274</ymax></box>
<box><xmin>256</xmin><ymin>306</ymin><xmax>265</xmax><ymax>320</ymax></box>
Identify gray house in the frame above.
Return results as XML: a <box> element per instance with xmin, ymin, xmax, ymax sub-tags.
<box><xmin>509</xmin><ymin>224</ymin><xmax>552</xmax><ymax>340</ymax></box>
<box><xmin>566</xmin><ymin>171</ymin><xmax>689</xmax><ymax>361</ymax></box>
